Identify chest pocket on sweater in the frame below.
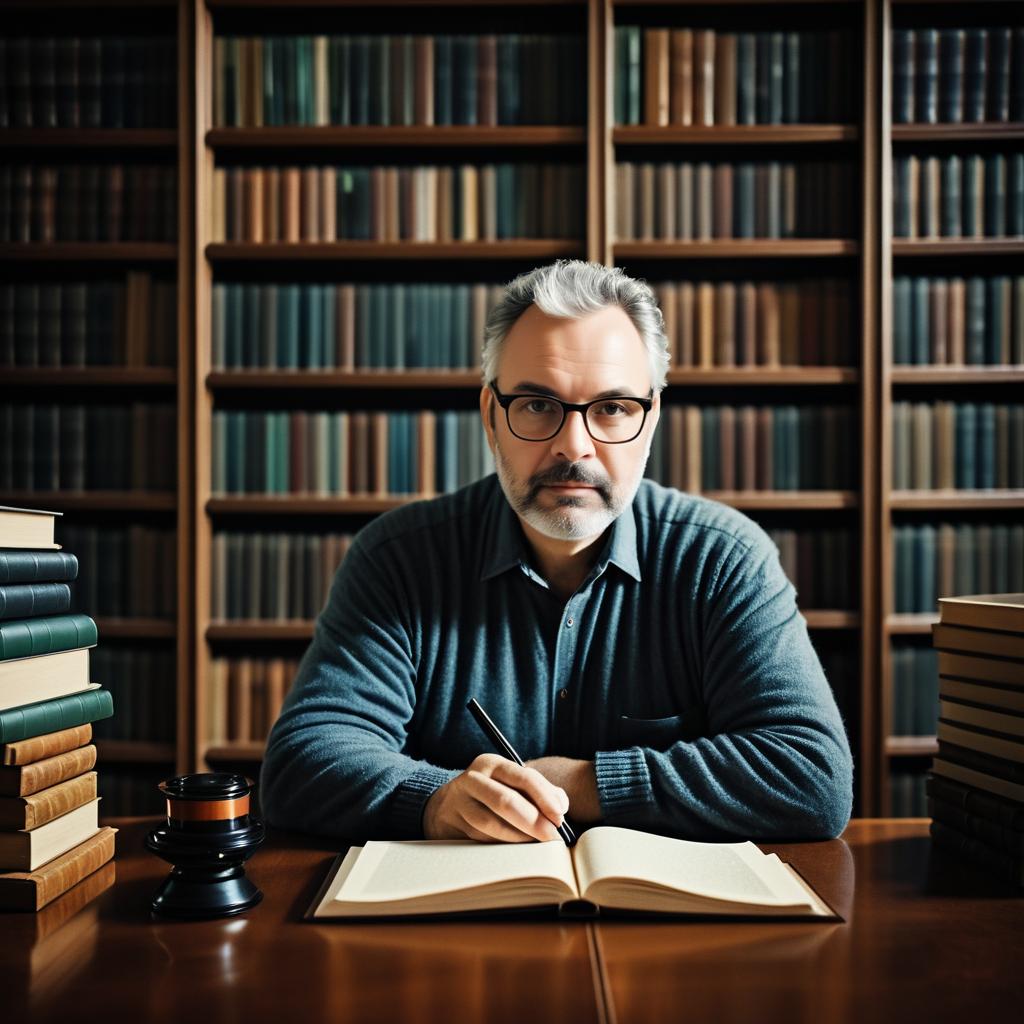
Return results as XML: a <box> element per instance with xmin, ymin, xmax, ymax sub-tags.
<box><xmin>615</xmin><ymin>707</ymin><xmax>706</xmax><ymax>751</ymax></box>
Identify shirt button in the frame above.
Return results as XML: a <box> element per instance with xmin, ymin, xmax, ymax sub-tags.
<box><xmin>559</xmin><ymin>688</ymin><xmax>569</xmax><ymax>700</ymax></box>
<box><xmin>565</xmin><ymin>617</ymin><xmax>574</xmax><ymax>628</ymax></box>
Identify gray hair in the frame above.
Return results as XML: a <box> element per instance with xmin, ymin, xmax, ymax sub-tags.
<box><xmin>481</xmin><ymin>260</ymin><xmax>670</xmax><ymax>392</ymax></box>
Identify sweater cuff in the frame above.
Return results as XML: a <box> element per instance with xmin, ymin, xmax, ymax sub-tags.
<box><xmin>390</xmin><ymin>763</ymin><xmax>461</xmax><ymax>838</ymax></box>
<box><xmin>595</xmin><ymin>748</ymin><xmax>655</xmax><ymax>823</ymax></box>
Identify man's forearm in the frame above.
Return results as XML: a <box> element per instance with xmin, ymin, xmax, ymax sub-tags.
<box><xmin>524</xmin><ymin>756</ymin><xmax>602</xmax><ymax>823</ymax></box>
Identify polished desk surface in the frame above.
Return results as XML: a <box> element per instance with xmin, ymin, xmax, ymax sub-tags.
<box><xmin>1</xmin><ymin>819</ymin><xmax>1020</xmax><ymax>1024</ymax></box>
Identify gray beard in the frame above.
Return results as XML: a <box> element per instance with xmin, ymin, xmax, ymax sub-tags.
<box><xmin>492</xmin><ymin>437</ymin><xmax>652</xmax><ymax>542</ymax></box>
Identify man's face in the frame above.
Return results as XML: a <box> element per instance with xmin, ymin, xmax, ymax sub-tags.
<box><xmin>480</xmin><ymin>303</ymin><xmax>661</xmax><ymax>544</ymax></box>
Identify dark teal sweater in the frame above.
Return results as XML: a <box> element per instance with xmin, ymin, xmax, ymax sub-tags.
<box><xmin>260</xmin><ymin>476</ymin><xmax>853</xmax><ymax>842</ymax></box>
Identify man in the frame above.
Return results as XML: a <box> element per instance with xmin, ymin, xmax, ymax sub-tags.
<box><xmin>261</xmin><ymin>260</ymin><xmax>853</xmax><ymax>844</ymax></box>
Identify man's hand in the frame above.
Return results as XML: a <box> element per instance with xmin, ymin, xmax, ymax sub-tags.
<box><xmin>524</xmin><ymin>756</ymin><xmax>602</xmax><ymax>824</ymax></box>
<box><xmin>423</xmin><ymin>754</ymin><xmax>570</xmax><ymax>842</ymax></box>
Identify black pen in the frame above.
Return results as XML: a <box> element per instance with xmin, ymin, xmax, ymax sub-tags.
<box><xmin>466</xmin><ymin>697</ymin><xmax>577</xmax><ymax>847</ymax></box>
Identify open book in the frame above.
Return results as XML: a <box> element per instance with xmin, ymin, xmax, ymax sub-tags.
<box><xmin>307</xmin><ymin>826</ymin><xmax>837</xmax><ymax>921</ymax></box>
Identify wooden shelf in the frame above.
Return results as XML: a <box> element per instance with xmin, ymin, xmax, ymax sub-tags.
<box><xmin>667</xmin><ymin>367</ymin><xmax>858</xmax><ymax>385</ymax></box>
<box><xmin>886</xmin><ymin>614</ymin><xmax>939</xmax><ymax>635</ymax></box>
<box><xmin>890</xmin><ymin>367</ymin><xmax>1024</xmax><ymax>385</ymax></box>
<box><xmin>892</xmin><ymin>239</ymin><xmax>1024</xmax><ymax>257</ymax></box>
<box><xmin>95</xmin><ymin>741</ymin><xmax>176</xmax><ymax>764</ymax></box>
<box><xmin>0</xmin><ymin>130</ymin><xmax>178</xmax><ymax>149</ymax></box>
<box><xmin>207</xmin><ymin>495</ymin><xmax>420</xmax><ymax>515</ymax></box>
<box><xmin>96</xmin><ymin>618</ymin><xmax>177</xmax><ymax>639</ymax></box>
<box><xmin>206</xmin><ymin>492</ymin><xmax>858</xmax><ymax>515</ymax></box>
<box><xmin>203</xmin><ymin>742</ymin><xmax>266</xmax><ymax>763</ymax></box>
<box><xmin>0</xmin><ymin>243</ymin><xmax>177</xmax><ymax>262</ymax></box>
<box><xmin>804</xmin><ymin>611</ymin><xmax>861</xmax><ymax>630</ymax></box>
<box><xmin>1</xmin><ymin>492</ymin><xmax>177</xmax><ymax>512</ymax></box>
<box><xmin>1</xmin><ymin>368</ymin><xmax>177</xmax><ymax>388</ymax></box>
<box><xmin>885</xmin><ymin>737</ymin><xmax>938</xmax><ymax>758</ymax></box>
<box><xmin>614</xmin><ymin>125</ymin><xmax>858</xmax><ymax>145</ymax></box>
<box><xmin>704</xmin><ymin>491</ymin><xmax>859</xmax><ymax>510</ymax></box>
<box><xmin>206</xmin><ymin>367</ymin><xmax>858</xmax><ymax>389</ymax></box>
<box><xmin>206</xmin><ymin>241</ymin><xmax>584</xmax><ymax>261</ymax></box>
<box><xmin>207</xmin><ymin>126</ymin><xmax>585</xmax><ymax>148</ymax></box>
<box><xmin>891</xmin><ymin>123</ymin><xmax>1024</xmax><ymax>143</ymax></box>
<box><xmin>889</xmin><ymin>491</ymin><xmax>1024</xmax><ymax>510</ymax></box>
<box><xmin>208</xmin><ymin>369</ymin><xmax>480</xmax><ymax>389</ymax></box>
<box><xmin>614</xmin><ymin>240</ymin><xmax>858</xmax><ymax>259</ymax></box>
<box><xmin>208</xmin><ymin>621</ymin><xmax>314</xmax><ymax>641</ymax></box>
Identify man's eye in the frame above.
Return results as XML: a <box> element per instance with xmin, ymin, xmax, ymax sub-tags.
<box><xmin>595</xmin><ymin>402</ymin><xmax>627</xmax><ymax>417</ymax></box>
<box><xmin>524</xmin><ymin>399</ymin><xmax>556</xmax><ymax>414</ymax></box>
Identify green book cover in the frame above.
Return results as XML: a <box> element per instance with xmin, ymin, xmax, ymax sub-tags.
<box><xmin>0</xmin><ymin>613</ymin><xmax>96</xmax><ymax>661</ymax></box>
<box><xmin>0</xmin><ymin>583</ymin><xmax>71</xmax><ymax>621</ymax></box>
<box><xmin>0</xmin><ymin>551</ymin><xmax>78</xmax><ymax>586</ymax></box>
<box><xmin>0</xmin><ymin>686</ymin><xmax>113</xmax><ymax>744</ymax></box>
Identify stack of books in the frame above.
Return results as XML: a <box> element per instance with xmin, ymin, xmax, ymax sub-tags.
<box><xmin>928</xmin><ymin>593</ymin><xmax>1024</xmax><ymax>886</ymax></box>
<box><xmin>0</xmin><ymin>506</ymin><xmax>116</xmax><ymax>912</ymax></box>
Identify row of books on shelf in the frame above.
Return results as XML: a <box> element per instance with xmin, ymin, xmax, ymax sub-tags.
<box><xmin>892</xmin><ymin>27</ymin><xmax>1024</xmax><ymax>125</ymax></box>
<box><xmin>616</xmin><ymin>160</ymin><xmax>854</xmax><ymax>241</ymax></box>
<box><xmin>614</xmin><ymin>27</ymin><xmax>854</xmax><ymax>127</ymax></box>
<box><xmin>927</xmin><ymin>594</ymin><xmax>1024</xmax><ymax>886</ymax></box>
<box><xmin>1</xmin><ymin>510</ymin><xmax>117</xmax><ymax>912</ymax></box>
<box><xmin>0</xmin><ymin>276</ymin><xmax>177</xmax><ymax>369</ymax></box>
<box><xmin>768</xmin><ymin>528</ymin><xmax>855</xmax><ymax>612</ymax></box>
<box><xmin>654</xmin><ymin>278</ymin><xmax>854</xmax><ymax>368</ymax></box>
<box><xmin>893</xmin><ymin>276</ymin><xmax>1024</xmax><ymax>366</ymax></box>
<box><xmin>211</xmin><ymin>525</ymin><xmax>857</xmax><ymax>622</ymax></box>
<box><xmin>893</xmin><ymin>523</ymin><xmax>1024</xmax><ymax>615</ymax></box>
<box><xmin>214</xmin><ymin>34</ymin><xmax>585</xmax><ymax>128</ymax></box>
<box><xmin>0</xmin><ymin>36</ymin><xmax>177</xmax><ymax>130</ymax></box>
<box><xmin>212</xmin><ymin>531</ymin><xmax>353</xmax><ymax>622</ymax></box>
<box><xmin>892</xmin><ymin>154</ymin><xmax>1024</xmax><ymax>241</ymax></box>
<box><xmin>211</xmin><ymin>409</ymin><xmax>493</xmax><ymax>497</ymax></box>
<box><xmin>212</xmin><ymin>281</ymin><xmax>497</xmax><ymax>373</ymax></box>
<box><xmin>646</xmin><ymin>405</ymin><xmax>856</xmax><ymax>492</ymax></box>
<box><xmin>891</xmin><ymin>402</ymin><xmax>1024</xmax><ymax>491</ymax></box>
<box><xmin>90</xmin><ymin>648</ymin><xmax>175</xmax><ymax>745</ymax></box>
<box><xmin>1</xmin><ymin>404</ymin><xmax>176</xmax><ymax>492</ymax></box>
<box><xmin>891</xmin><ymin>645</ymin><xmax>939</xmax><ymax>736</ymax></box>
<box><xmin>206</xmin><ymin>656</ymin><xmax>299</xmax><ymax>746</ymax></box>
<box><xmin>59</xmin><ymin>526</ymin><xmax>176</xmax><ymax>620</ymax></box>
<box><xmin>212</xmin><ymin>163</ymin><xmax>584</xmax><ymax>243</ymax></box>
<box><xmin>0</xmin><ymin>165</ymin><xmax>177</xmax><ymax>244</ymax></box>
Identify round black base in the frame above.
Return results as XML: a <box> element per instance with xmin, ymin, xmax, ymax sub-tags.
<box><xmin>150</xmin><ymin>864</ymin><xmax>264</xmax><ymax>920</ymax></box>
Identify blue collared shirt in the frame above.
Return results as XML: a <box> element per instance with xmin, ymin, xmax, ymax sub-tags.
<box><xmin>261</xmin><ymin>475</ymin><xmax>853</xmax><ymax>842</ymax></box>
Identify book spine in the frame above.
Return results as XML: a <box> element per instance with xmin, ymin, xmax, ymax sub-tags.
<box><xmin>0</xmin><ymin>770</ymin><xmax>98</xmax><ymax>830</ymax></box>
<box><xmin>929</xmin><ymin>818</ymin><xmax>1022</xmax><ymax>886</ymax></box>
<box><xmin>0</xmin><ymin>688</ymin><xmax>113</xmax><ymax>746</ymax></box>
<box><xmin>0</xmin><ymin>584</ymin><xmax>71</xmax><ymax>622</ymax></box>
<box><xmin>926</xmin><ymin>771</ymin><xmax>1024</xmax><ymax>830</ymax></box>
<box><xmin>0</xmin><ymin>745</ymin><xmax>97</xmax><ymax>798</ymax></box>
<box><xmin>0</xmin><ymin>613</ymin><xmax>97</xmax><ymax>660</ymax></box>
<box><xmin>1</xmin><ymin>722</ymin><xmax>92</xmax><ymax>767</ymax></box>
<box><xmin>0</xmin><ymin>825</ymin><xmax>115</xmax><ymax>911</ymax></box>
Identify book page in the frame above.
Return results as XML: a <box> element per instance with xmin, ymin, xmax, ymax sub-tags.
<box><xmin>573</xmin><ymin>827</ymin><xmax>813</xmax><ymax>909</ymax></box>
<box><xmin>336</xmin><ymin>838</ymin><xmax>578</xmax><ymax>903</ymax></box>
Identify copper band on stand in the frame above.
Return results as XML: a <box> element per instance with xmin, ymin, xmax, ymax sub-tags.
<box><xmin>165</xmin><ymin>794</ymin><xmax>250</xmax><ymax>822</ymax></box>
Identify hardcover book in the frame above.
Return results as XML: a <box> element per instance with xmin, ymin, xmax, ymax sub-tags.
<box><xmin>0</xmin><ymin>797</ymin><xmax>100</xmax><ymax>871</ymax></box>
<box><xmin>0</xmin><ymin>506</ymin><xmax>61</xmax><ymax>550</ymax></box>
<box><xmin>308</xmin><ymin>826</ymin><xmax>837</xmax><ymax>921</ymax></box>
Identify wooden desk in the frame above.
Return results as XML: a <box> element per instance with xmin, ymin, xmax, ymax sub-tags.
<box><xmin>0</xmin><ymin>820</ymin><xmax>1019</xmax><ymax>1024</ymax></box>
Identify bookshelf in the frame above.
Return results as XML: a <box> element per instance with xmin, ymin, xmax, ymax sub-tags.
<box><xmin>3</xmin><ymin>0</ymin><xmax>1022</xmax><ymax>817</ymax></box>
<box><xmin>0</xmin><ymin>0</ymin><xmax>193</xmax><ymax>816</ymax></box>
<box><xmin>881</xmin><ymin>0</ymin><xmax>1024</xmax><ymax>815</ymax></box>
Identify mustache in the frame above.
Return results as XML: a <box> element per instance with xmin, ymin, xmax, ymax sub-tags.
<box><xmin>527</xmin><ymin>463</ymin><xmax>611</xmax><ymax>500</ymax></box>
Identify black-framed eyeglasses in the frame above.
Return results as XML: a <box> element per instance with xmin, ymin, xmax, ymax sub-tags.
<box><xmin>489</xmin><ymin>382</ymin><xmax>654</xmax><ymax>444</ymax></box>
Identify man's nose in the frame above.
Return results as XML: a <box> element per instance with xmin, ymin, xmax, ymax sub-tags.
<box><xmin>549</xmin><ymin>409</ymin><xmax>596</xmax><ymax>461</ymax></box>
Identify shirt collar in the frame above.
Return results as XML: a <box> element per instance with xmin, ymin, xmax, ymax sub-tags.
<box><xmin>480</xmin><ymin>483</ymin><xmax>642</xmax><ymax>584</ymax></box>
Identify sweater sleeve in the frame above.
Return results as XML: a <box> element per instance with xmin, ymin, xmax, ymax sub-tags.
<box><xmin>593</xmin><ymin>534</ymin><xmax>854</xmax><ymax>841</ymax></box>
<box><xmin>259</xmin><ymin>534</ymin><xmax>459</xmax><ymax>842</ymax></box>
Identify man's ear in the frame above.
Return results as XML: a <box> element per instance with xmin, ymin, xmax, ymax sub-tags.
<box><xmin>480</xmin><ymin>386</ymin><xmax>497</xmax><ymax>454</ymax></box>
